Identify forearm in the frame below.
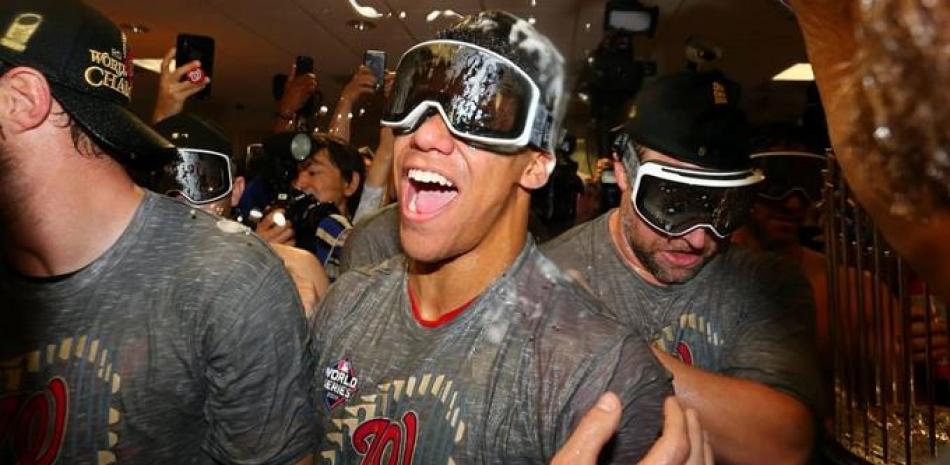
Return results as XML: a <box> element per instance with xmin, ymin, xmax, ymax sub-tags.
<box><xmin>657</xmin><ymin>352</ymin><xmax>813</xmax><ymax>465</ymax></box>
<box><xmin>327</xmin><ymin>98</ymin><xmax>355</xmax><ymax>142</ymax></box>
<box><xmin>366</xmin><ymin>127</ymin><xmax>394</xmax><ymax>188</ymax></box>
<box><xmin>791</xmin><ymin>0</ymin><xmax>950</xmax><ymax>303</ymax></box>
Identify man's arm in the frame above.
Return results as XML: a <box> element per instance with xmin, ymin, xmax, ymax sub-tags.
<box><xmin>653</xmin><ymin>348</ymin><xmax>813</xmax><ymax>465</ymax></box>
<box><xmin>204</xmin><ymin>263</ymin><xmax>316</xmax><ymax>464</ymax></box>
<box><xmin>790</xmin><ymin>0</ymin><xmax>950</xmax><ymax>303</ymax></box>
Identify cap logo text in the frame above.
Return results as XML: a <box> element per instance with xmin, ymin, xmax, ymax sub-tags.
<box><xmin>85</xmin><ymin>49</ymin><xmax>131</xmax><ymax>99</ymax></box>
<box><xmin>712</xmin><ymin>82</ymin><xmax>728</xmax><ymax>105</ymax></box>
<box><xmin>1</xmin><ymin>13</ymin><xmax>43</xmax><ymax>53</ymax></box>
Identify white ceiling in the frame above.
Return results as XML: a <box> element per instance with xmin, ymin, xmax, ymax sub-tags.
<box><xmin>87</xmin><ymin>0</ymin><xmax>811</xmax><ymax>151</ymax></box>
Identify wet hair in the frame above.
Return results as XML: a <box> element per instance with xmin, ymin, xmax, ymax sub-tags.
<box><xmin>846</xmin><ymin>0</ymin><xmax>949</xmax><ymax>214</ymax></box>
<box><xmin>305</xmin><ymin>133</ymin><xmax>366</xmax><ymax>216</ymax></box>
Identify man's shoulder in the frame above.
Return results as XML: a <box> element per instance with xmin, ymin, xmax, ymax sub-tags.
<box><xmin>317</xmin><ymin>256</ymin><xmax>404</xmax><ymax>320</ymax></box>
<box><xmin>516</xmin><ymin>249</ymin><xmax>639</xmax><ymax>346</ymax></box>
<box><xmin>541</xmin><ymin>212</ymin><xmax>609</xmax><ymax>263</ymax></box>
<box><xmin>715</xmin><ymin>245</ymin><xmax>809</xmax><ymax>284</ymax></box>
<box><xmin>149</xmin><ymin>195</ymin><xmax>283</xmax><ymax>269</ymax></box>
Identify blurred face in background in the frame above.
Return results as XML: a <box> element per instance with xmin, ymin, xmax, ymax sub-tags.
<box><xmin>294</xmin><ymin>148</ymin><xmax>359</xmax><ymax>216</ymax></box>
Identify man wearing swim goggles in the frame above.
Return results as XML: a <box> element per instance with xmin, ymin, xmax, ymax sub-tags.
<box><xmin>743</xmin><ymin>149</ymin><xmax>826</xmax><ymax>253</ymax></box>
<box><xmin>148</xmin><ymin>113</ymin><xmax>245</xmax><ymax>218</ymax></box>
<box><xmin>312</xmin><ymin>11</ymin><xmax>669</xmax><ymax>465</ymax></box>
<box><xmin>545</xmin><ymin>71</ymin><xmax>819</xmax><ymax>465</ymax></box>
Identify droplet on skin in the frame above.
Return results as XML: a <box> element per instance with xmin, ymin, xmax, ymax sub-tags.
<box><xmin>873</xmin><ymin>126</ymin><xmax>892</xmax><ymax>141</ymax></box>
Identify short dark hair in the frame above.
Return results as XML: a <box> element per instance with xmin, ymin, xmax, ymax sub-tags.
<box><xmin>306</xmin><ymin>133</ymin><xmax>366</xmax><ymax>217</ymax></box>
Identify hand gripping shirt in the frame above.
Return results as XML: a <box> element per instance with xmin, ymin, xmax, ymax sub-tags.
<box><xmin>312</xmin><ymin>239</ymin><xmax>670</xmax><ymax>465</ymax></box>
<box><xmin>0</xmin><ymin>192</ymin><xmax>316</xmax><ymax>464</ymax></box>
<box><xmin>542</xmin><ymin>211</ymin><xmax>821</xmax><ymax>411</ymax></box>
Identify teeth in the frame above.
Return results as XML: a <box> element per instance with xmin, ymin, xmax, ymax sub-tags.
<box><xmin>408</xmin><ymin>168</ymin><xmax>454</xmax><ymax>188</ymax></box>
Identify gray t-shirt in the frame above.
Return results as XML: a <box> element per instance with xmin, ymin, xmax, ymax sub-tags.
<box><xmin>312</xmin><ymin>240</ymin><xmax>670</xmax><ymax>464</ymax></box>
<box><xmin>339</xmin><ymin>202</ymin><xmax>400</xmax><ymax>273</ymax></box>
<box><xmin>543</xmin><ymin>212</ymin><xmax>820</xmax><ymax>411</ymax></box>
<box><xmin>0</xmin><ymin>192</ymin><xmax>316</xmax><ymax>464</ymax></box>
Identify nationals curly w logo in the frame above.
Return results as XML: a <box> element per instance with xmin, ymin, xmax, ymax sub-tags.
<box><xmin>352</xmin><ymin>411</ymin><xmax>418</xmax><ymax>465</ymax></box>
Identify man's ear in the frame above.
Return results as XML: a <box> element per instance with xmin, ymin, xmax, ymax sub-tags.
<box><xmin>0</xmin><ymin>67</ymin><xmax>52</xmax><ymax>134</ymax></box>
<box><xmin>343</xmin><ymin>171</ymin><xmax>362</xmax><ymax>198</ymax></box>
<box><xmin>519</xmin><ymin>150</ymin><xmax>553</xmax><ymax>190</ymax></box>
<box><xmin>613</xmin><ymin>158</ymin><xmax>631</xmax><ymax>193</ymax></box>
<box><xmin>230</xmin><ymin>175</ymin><xmax>246</xmax><ymax>208</ymax></box>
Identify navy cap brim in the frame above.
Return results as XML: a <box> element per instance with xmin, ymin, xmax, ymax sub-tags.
<box><xmin>50</xmin><ymin>82</ymin><xmax>176</xmax><ymax>169</ymax></box>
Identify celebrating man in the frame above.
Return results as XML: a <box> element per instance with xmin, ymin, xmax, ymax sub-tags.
<box><xmin>311</xmin><ymin>11</ymin><xmax>669</xmax><ymax>464</ymax></box>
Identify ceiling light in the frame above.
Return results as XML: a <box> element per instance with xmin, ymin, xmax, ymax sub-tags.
<box><xmin>772</xmin><ymin>63</ymin><xmax>814</xmax><ymax>81</ymax></box>
<box><xmin>426</xmin><ymin>9</ymin><xmax>463</xmax><ymax>22</ymax></box>
<box><xmin>585</xmin><ymin>22</ymin><xmax>591</xmax><ymax>31</ymax></box>
<box><xmin>132</xmin><ymin>58</ymin><xmax>164</xmax><ymax>74</ymax></box>
<box><xmin>604</xmin><ymin>0</ymin><xmax>659</xmax><ymax>37</ymax></box>
<box><xmin>347</xmin><ymin>19</ymin><xmax>376</xmax><ymax>31</ymax></box>
<box><xmin>398</xmin><ymin>11</ymin><xmax>407</xmax><ymax>19</ymax></box>
<box><xmin>119</xmin><ymin>23</ymin><xmax>150</xmax><ymax>34</ymax></box>
<box><xmin>531</xmin><ymin>0</ymin><xmax>537</xmax><ymax>6</ymax></box>
<box><xmin>348</xmin><ymin>0</ymin><xmax>384</xmax><ymax>19</ymax></box>
<box><xmin>528</xmin><ymin>17</ymin><xmax>536</xmax><ymax>25</ymax></box>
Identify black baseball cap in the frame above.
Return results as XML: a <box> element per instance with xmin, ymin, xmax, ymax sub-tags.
<box><xmin>625</xmin><ymin>70</ymin><xmax>751</xmax><ymax>171</ymax></box>
<box><xmin>0</xmin><ymin>0</ymin><xmax>175</xmax><ymax>168</ymax></box>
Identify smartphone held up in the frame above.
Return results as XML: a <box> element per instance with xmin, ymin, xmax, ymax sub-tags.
<box><xmin>175</xmin><ymin>33</ymin><xmax>214</xmax><ymax>99</ymax></box>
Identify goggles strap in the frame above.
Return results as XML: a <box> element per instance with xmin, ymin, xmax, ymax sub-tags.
<box><xmin>529</xmin><ymin>105</ymin><xmax>553</xmax><ymax>150</ymax></box>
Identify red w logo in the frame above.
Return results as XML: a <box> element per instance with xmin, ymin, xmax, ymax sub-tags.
<box><xmin>352</xmin><ymin>411</ymin><xmax>418</xmax><ymax>465</ymax></box>
<box><xmin>0</xmin><ymin>377</ymin><xmax>69</xmax><ymax>465</ymax></box>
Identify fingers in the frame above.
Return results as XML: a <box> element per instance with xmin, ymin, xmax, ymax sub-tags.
<box><xmin>160</xmin><ymin>47</ymin><xmax>175</xmax><ymax>75</ymax></box>
<box><xmin>638</xmin><ymin>397</ymin><xmax>690</xmax><ymax>465</ymax></box>
<box><xmin>549</xmin><ymin>392</ymin><xmax>622</xmax><ymax>465</ymax></box>
<box><xmin>702</xmin><ymin>433</ymin><xmax>714</xmax><ymax>465</ymax></box>
<box><xmin>172</xmin><ymin>59</ymin><xmax>204</xmax><ymax>82</ymax></box>
<box><xmin>684</xmin><ymin>408</ymin><xmax>705</xmax><ymax>465</ymax></box>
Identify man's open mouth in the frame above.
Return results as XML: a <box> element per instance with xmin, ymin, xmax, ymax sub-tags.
<box><xmin>405</xmin><ymin>168</ymin><xmax>459</xmax><ymax>217</ymax></box>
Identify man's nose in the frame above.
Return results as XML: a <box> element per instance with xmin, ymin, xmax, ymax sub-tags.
<box><xmin>680</xmin><ymin>228</ymin><xmax>708</xmax><ymax>250</ymax></box>
<box><xmin>409</xmin><ymin>112</ymin><xmax>455</xmax><ymax>155</ymax></box>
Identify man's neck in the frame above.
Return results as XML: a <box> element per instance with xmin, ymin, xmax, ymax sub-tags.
<box><xmin>408</xmin><ymin>199</ymin><xmax>529</xmax><ymax>322</ymax></box>
<box><xmin>2</xmin><ymin>152</ymin><xmax>144</xmax><ymax>277</ymax></box>
<box><xmin>608</xmin><ymin>208</ymin><xmax>666</xmax><ymax>287</ymax></box>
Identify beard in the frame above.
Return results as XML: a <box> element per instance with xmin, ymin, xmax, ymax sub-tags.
<box><xmin>621</xmin><ymin>206</ymin><xmax>719</xmax><ymax>284</ymax></box>
<box><xmin>0</xmin><ymin>143</ymin><xmax>19</xmax><ymax>236</ymax></box>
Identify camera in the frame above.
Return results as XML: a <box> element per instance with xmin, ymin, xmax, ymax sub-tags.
<box><xmin>251</xmin><ymin>131</ymin><xmax>341</xmax><ymax>254</ymax></box>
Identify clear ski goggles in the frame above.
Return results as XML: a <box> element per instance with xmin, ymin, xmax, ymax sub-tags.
<box><xmin>382</xmin><ymin>40</ymin><xmax>553</xmax><ymax>153</ymax></box>
<box><xmin>631</xmin><ymin>161</ymin><xmax>764</xmax><ymax>238</ymax></box>
<box><xmin>750</xmin><ymin>151</ymin><xmax>825</xmax><ymax>203</ymax></box>
<box><xmin>153</xmin><ymin>148</ymin><xmax>233</xmax><ymax>204</ymax></box>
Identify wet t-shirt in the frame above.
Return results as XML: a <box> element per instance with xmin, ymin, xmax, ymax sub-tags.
<box><xmin>543</xmin><ymin>211</ymin><xmax>820</xmax><ymax>411</ymax></box>
<box><xmin>0</xmin><ymin>192</ymin><xmax>316</xmax><ymax>464</ymax></box>
<box><xmin>338</xmin><ymin>203</ymin><xmax>400</xmax><ymax>274</ymax></box>
<box><xmin>312</xmin><ymin>240</ymin><xmax>670</xmax><ymax>465</ymax></box>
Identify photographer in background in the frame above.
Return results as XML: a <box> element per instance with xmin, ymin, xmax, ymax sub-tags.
<box><xmin>255</xmin><ymin>133</ymin><xmax>365</xmax><ymax>281</ymax></box>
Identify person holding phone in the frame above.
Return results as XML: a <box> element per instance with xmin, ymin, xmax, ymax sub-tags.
<box><xmin>273</xmin><ymin>59</ymin><xmax>319</xmax><ymax>133</ymax></box>
<box><xmin>326</xmin><ymin>63</ymin><xmax>380</xmax><ymax>142</ymax></box>
<box><xmin>152</xmin><ymin>46</ymin><xmax>210</xmax><ymax>124</ymax></box>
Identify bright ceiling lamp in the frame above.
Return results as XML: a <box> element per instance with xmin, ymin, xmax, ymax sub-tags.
<box><xmin>772</xmin><ymin>63</ymin><xmax>814</xmax><ymax>81</ymax></box>
<box><xmin>604</xmin><ymin>0</ymin><xmax>659</xmax><ymax>37</ymax></box>
<box><xmin>348</xmin><ymin>0</ymin><xmax>384</xmax><ymax>19</ymax></box>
